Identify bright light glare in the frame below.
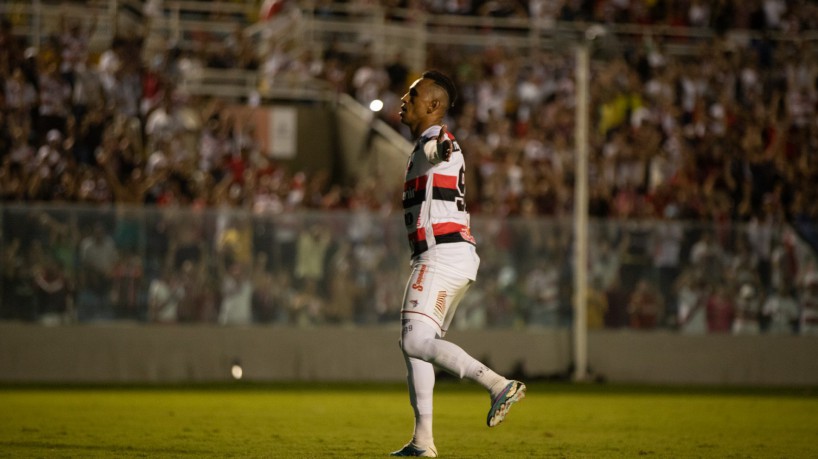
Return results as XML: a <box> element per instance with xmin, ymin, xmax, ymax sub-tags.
<box><xmin>231</xmin><ymin>364</ymin><xmax>243</xmax><ymax>380</ymax></box>
<box><xmin>369</xmin><ymin>99</ymin><xmax>384</xmax><ymax>112</ymax></box>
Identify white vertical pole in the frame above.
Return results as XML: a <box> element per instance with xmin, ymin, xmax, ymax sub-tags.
<box><xmin>572</xmin><ymin>42</ymin><xmax>590</xmax><ymax>382</ymax></box>
<box><xmin>32</xmin><ymin>0</ymin><xmax>42</xmax><ymax>51</ymax></box>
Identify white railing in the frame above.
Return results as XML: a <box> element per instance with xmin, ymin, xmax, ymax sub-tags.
<box><xmin>6</xmin><ymin>1</ymin><xmax>818</xmax><ymax>87</ymax></box>
<box><xmin>175</xmin><ymin>66</ymin><xmax>339</xmax><ymax>103</ymax></box>
<box><xmin>6</xmin><ymin>1</ymin><xmax>818</xmax><ymax>61</ymax></box>
<box><xmin>0</xmin><ymin>0</ymin><xmax>114</xmax><ymax>52</ymax></box>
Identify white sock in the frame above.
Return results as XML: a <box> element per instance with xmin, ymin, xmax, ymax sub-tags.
<box><xmin>405</xmin><ymin>355</ymin><xmax>435</xmax><ymax>446</ymax></box>
<box><xmin>429</xmin><ymin>339</ymin><xmax>506</xmax><ymax>390</ymax></box>
<box><xmin>413</xmin><ymin>414</ymin><xmax>434</xmax><ymax>446</ymax></box>
<box><xmin>486</xmin><ymin>374</ymin><xmax>512</xmax><ymax>399</ymax></box>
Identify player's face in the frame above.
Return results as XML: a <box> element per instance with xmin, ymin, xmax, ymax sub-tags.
<box><xmin>399</xmin><ymin>78</ymin><xmax>431</xmax><ymax>129</ymax></box>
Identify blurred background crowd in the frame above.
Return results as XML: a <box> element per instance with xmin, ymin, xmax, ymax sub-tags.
<box><xmin>1</xmin><ymin>0</ymin><xmax>817</xmax><ymax>334</ymax></box>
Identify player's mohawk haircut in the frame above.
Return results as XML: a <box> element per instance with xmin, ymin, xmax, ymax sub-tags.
<box><xmin>422</xmin><ymin>70</ymin><xmax>457</xmax><ymax>109</ymax></box>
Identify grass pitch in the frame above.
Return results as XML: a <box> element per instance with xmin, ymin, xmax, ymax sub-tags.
<box><xmin>1</xmin><ymin>382</ymin><xmax>816</xmax><ymax>458</ymax></box>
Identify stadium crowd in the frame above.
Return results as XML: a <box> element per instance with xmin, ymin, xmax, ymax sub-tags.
<box><xmin>1</xmin><ymin>0</ymin><xmax>817</xmax><ymax>334</ymax></box>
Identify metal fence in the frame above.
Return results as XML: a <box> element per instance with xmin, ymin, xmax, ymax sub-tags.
<box><xmin>2</xmin><ymin>204</ymin><xmax>816</xmax><ymax>335</ymax></box>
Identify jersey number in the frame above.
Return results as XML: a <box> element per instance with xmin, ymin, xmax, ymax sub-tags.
<box><xmin>455</xmin><ymin>166</ymin><xmax>466</xmax><ymax>212</ymax></box>
<box><xmin>405</xmin><ymin>166</ymin><xmax>467</xmax><ymax>224</ymax></box>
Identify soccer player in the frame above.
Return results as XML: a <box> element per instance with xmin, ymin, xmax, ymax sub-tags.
<box><xmin>391</xmin><ymin>70</ymin><xmax>526</xmax><ymax>457</ymax></box>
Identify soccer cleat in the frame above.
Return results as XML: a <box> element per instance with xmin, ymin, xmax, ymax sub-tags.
<box><xmin>390</xmin><ymin>441</ymin><xmax>438</xmax><ymax>457</ymax></box>
<box><xmin>487</xmin><ymin>380</ymin><xmax>526</xmax><ymax>427</ymax></box>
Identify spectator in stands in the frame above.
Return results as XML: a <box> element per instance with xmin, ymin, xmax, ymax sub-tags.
<box><xmin>4</xmin><ymin>66</ymin><xmax>37</xmax><ymax>134</ymax></box>
<box><xmin>216</xmin><ymin>214</ymin><xmax>254</xmax><ymax>267</ymax></box>
<box><xmin>251</xmin><ymin>251</ymin><xmax>280</xmax><ymax>323</ymax></box>
<box><xmin>746</xmin><ymin>197</ymin><xmax>783</xmax><ymax>290</ymax></box>
<box><xmin>732</xmin><ymin>283</ymin><xmax>761</xmax><ymax>335</ymax></box>
<box><xmin>30</xmin><ymin>241</ymin><xmax>70</xmax><ymax>324</ymax></box>
<box><xmin>520</xmin><ymin>256</ymin><xmax>562</xmax><ymax>327</ymax></box>
<box><xmin>36</xmin><ymin>61</ymin><xmax>72</xmax><ymax>143</ymax></box>
<box><xmin>176</xmin><ymin>259</ymin><xmax>213</xmax><ymax>322</ymax></box>
<box><xmin>289</xmin><ymin>272</ymin><xmax>325</xmax><ymax>326</ymax></box>
<box><xmin>627</xmin><ymin>278</ymin><xmax>664</xmax><ymax>329</ymax></box>
<box><xmin>147</xmin><ymin>266</ymin><xmax>184</xmax><ymax>324</ymax></box>
<box><xmin>652</xmin><ymin>210</ymin><xmax>684</xmax><ymax>316</ymax></box>
<box><xmin>706</xmin><ymin>283</ymin><xmax>735</xmax><ymax>333</ymax></box>
<box><xmin>198</xmin><ymin>110</ymin><xmax>235</xmax><ymax>176</ymax></box>
<box><xmin>218</xmin><ymin>259</ymin><xmax>253</xmax><ymax>325</ymax></box>
<box><xmin>799</xmin><ymin>272</ymin><xmax>818</xmax><ymax>335</ymax></box>
<box><xmin>724</xmin><ymin>235</ymin><xmax>763</xmax><ymax>299</ymax></box>
<box><xmin>6</xmin><ymin>124</ymin><xmax>35</xmax><ymax>170</ymax></box>
<box><xmin>58</xmin><ymin>11</ymin><xmax>96</xmax><ymax>86</ymax></box>
<box><xmin>76</xmin><ymin>222</ymin><xmax>118</xmax><ymax>321</ymax></box>
<box><xmin>72</xmin><ymin>97</ymin><xmax>108</xmax><ymax>166</ymax></box>
<box><xmin>760</xmin><ymin>284</ymin><xmax>799</xmax><ymax>334</ymax></box>
<box><xmin>167</xmin><ymin>211</ymin><xmax>207</xmax><ymax>273</ymax></box>
<box><xmin>269</xmin><ymin>268</ymin><xmax>297</xmax><ymax>323</ymax></box>
<box><xmin>675</xmin><ymin>266</ymin><xmax>710</xmax><ymax>334</ymax></box>
<box><xmin>349</xmin><ymin>232</ymin><xmax>386</xmax><ymax>322</ymax></box>
<box><xmin>110</xmin><ymin>250</ymin><xmax>145</xmax><ymax>320</ymax></box>
<box><xmin>769</xmin><ymin>231</ymin><xmax>799</xmax><ymax>295</ymax></box>
<box><xmin>31</xmin><ymin>129</ymin><xmax>70</xmax><ymax>199</ymax></box>
<box><xmin>0</xmin><ymin>238</ymin><xmax>31</xmax><ymax>320</ymax></box>
<box><xmin>295</xmin><ymin>223</ymin><xmax>331</xmax><ymax>293</ymax></box>
<box><xmin>324</xmin><ymin>241</ymin><xmax>359</xmax><ymax>325</ymax></box>
<box><xmin>689</xmin><ymin>230</ymin><xmax>725</xmax><ymax>275</ymax></box>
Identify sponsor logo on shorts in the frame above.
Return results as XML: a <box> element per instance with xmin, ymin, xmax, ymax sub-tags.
<box><xmin>412</xmin><ymin>264</ymin><xmax>428</xmax><ymax>291</ymax></box>
<box><xmin>434</xmin><ymin>291</ymin><xmax>447</xmax><ymax>320</ymax></box>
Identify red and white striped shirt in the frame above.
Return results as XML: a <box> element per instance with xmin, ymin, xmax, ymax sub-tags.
<box><xmin>403</xmin><ymin>125</ymin><xmax>479</xmax><ymax>280</ymax></box>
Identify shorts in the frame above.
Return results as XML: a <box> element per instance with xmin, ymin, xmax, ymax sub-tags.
<box><xmin>400</xmin><ymin>261</ymin><xmax>472</xmax><ymax>337</ymax></box>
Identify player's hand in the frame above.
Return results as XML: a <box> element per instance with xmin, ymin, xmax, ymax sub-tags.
<box><xmin>437</xmin><ymin>124</ymin><xmax>452</xmax><ymax>161</ymax></box>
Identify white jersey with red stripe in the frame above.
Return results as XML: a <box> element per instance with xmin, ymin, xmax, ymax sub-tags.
<box><xmin>403</xmin><ymin>125</ymin><xmax>479</xmax><ymax>280</ymax></box>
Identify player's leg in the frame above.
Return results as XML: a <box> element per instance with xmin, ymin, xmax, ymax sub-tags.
<box><xmin>392</xmin><ymin>266</ymin><xmax>440</xmax><ymax>457</ymax></box>
<box><xmin>391</xmin><ymin>329</ymin><xmax>437</xmax><ymax>457</ymax></box>
<box><xmin>401</xmin><ymin>264</ymin><xmax>526</xmax><ymax>427</ymax></box>
<box><xmin>401</xmin><ymin>319</ymin><xmax>526</xmax><ymax>427</ymax></box>
<box><xmin>401</xmin><ymin>318</ymin><xmax>511</xmax><ymax>398</ymax></box>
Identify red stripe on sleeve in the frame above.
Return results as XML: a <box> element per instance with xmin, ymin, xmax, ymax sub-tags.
<box><xmin>432</xmin><ymin>174</ymin><xmax>458</xmax><ymax>190</ymax></box>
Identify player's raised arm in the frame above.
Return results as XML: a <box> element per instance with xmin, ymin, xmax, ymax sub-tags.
<box><xmin>437</xmin><ymin>124</ymin><xmax>452</xmax><ymax>161</ymax></box>
<box><xmin>422</xmin><ymin>124</ymin><xmax>452</xmax><ymax>164</ymax></box>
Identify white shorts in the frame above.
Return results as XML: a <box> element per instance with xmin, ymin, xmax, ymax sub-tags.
<box><xmin>400</xmin><ymin>261</ymin><xmax>472</xmax><ymax>337</ymax></box>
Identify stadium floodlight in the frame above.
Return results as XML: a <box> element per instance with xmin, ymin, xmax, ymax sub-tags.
<box><xmin>369</xmin><ymin>99</ymin><xmax>384</xmax><ymax>112</ymax></box>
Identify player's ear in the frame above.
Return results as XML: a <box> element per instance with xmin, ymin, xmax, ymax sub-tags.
<box><xmin>428</xmin><ymin>98</ymin><xmax>440</xmax><ymax>114</ymax></box>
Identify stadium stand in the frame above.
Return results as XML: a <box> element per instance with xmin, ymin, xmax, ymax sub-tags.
<box><xmin>1</xmin><ymin>0</ymin><xmax>817</xmax><ymax>335</ymax></box>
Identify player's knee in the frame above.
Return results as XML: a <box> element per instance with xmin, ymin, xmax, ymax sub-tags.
<box><xmin>400</xmin><ymin>331</ymin><xmax>433</xmax><ymax>360</ymax></box>
<box><xmin>400</xmin><ymin>335</ymin><xmax>425</xmax><ymax>359</ymax></box>
<box><xmin>400</xmin><ymin>320</ymin><xmax>438</xmax><ymax>359</ymax></box>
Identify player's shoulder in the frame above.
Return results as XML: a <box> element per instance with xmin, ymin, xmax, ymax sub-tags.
<box><xmin>420</xmin><ymin>125</ymin><xmax>442</xmax><ymax>140</ymax></box>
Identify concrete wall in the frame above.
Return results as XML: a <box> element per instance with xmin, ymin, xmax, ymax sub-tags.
<box><xmin>292</xmin><ymin>106</ymin><xmax>339</xmax><ymax>176</ymax></box>
<box><xmin>334</xmin><ymin>94</ymin><xmax>410</xmax><ymax>189</ymax></box>
<box><xmin>588</xmin><ymin>331</ymin><xmax>818</xmax><ymax>386</ymax></box>
<box><xmin>1</xmin><ymin>323</ymin><xmax>816</xmax><ymax>386</ymax></box>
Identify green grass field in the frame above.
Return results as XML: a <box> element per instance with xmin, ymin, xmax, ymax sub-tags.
<box><xmin>1</xmin><ymin>382</ymin><xmax>817</xmax><ymax>458</ymax></box>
